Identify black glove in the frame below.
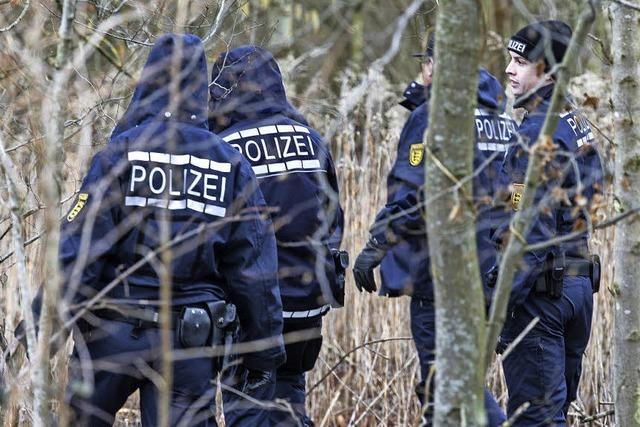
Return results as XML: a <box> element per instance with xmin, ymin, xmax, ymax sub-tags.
<box><xmin>352</xmin><ymin>237</ymin><xmax>388</xmax><ymax>293</ymax></box>
<box><xmin>241</xmin><ymin>368</ymin><xmax>273</xmax><ymax>394</ymax></box>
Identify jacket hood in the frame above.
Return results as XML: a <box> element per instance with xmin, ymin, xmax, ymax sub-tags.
<box><xmin>399</xmin><ymin>69</ymin><xmax>504</xmax><ymax>114</ymax></box>
<box><xmin>111</xmin><ymin>33</ymin><xmax>209</xmax><ymax>139</ymax></box>
<box><xmin>476</xmin><ymin>68</ymin><xmax>506</xmax><ymax>112</ymax></box>
<box><xmin>208</xmin><ymin>45</ymin><xmax>307</xmax><ymax>133</ymax></box>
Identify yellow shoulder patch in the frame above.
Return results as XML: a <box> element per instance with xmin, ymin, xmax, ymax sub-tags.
<box><xmin>510</xmin><ymin>183</ymin><xmax>525</xmax><ymax>211</ymax></box>
<box><xmin>409</xmin><ymin>143</ymin><xmax>424</xmax><ymax>167</ymax></box>
<box><xmin>67</xmin><ymin>193</ymin><xmax>89</xmax><ymax>222</ymax></box>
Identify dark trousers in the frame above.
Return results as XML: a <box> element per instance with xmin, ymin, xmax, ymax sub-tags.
<box><xmin>223</xmin><ymin>317</ymin><xmax>322</xmax><ymax>427</ymax></box>
<box><xmin>68</xmin><ymin>318</ymin><xmax>217</xmax><ymax>427</ymax></box>
<box><xmin>221</xmin><ymin>365</ymin><xmax>276</xmax><ymax>426</ymax></box>
<box><xmin>498</xmin><ymin>276</ymin><xmax>593</xmax><ymax>426</ymax></box>
<box><xmin>410</xmin><ymin>297</ymin><xmax>506</xmax><ymax>426</ymax></box>
<box><xmin>271</xmin><ymin>317</ymin><xmax>323</xmax><ymax>427</ymax></box>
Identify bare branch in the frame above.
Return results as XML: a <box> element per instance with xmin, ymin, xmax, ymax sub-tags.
<box><xmin>0</xmin><ymin>0</ymin><xmax>30</xmax><ymax>33</ymax></box>
<box><xmin>610</xmin><ymin>0</ymin><xmax>640</xmax><ymax>11</ymax></box>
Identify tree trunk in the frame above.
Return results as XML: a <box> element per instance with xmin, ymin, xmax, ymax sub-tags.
<box><xmin>611</xmin><ymin>2</ymin><xmax>640</xmax><ymax>426</ymax></box>
<box><xmin>423</xmin><ymin>2</ymin><xmax>486</xmax><ymax>425</ymax></box>
<box><xmin>35</xmin><ymin>1</ymin><xmax>77</xmax><ymax>424</ymax></box>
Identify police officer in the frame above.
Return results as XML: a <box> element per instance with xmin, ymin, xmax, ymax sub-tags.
<box><xmin>61</xmin><ymin>34</ymin><xmax>285</xmax><ymax>426</ymax></box>
<box><xmin>496</xmin><ymin>21</ymin><xmax>604</xmax><ymax>425</ymax></box>
<box><xmin>352</xmin><ymin>38</ymin><xmax>514</xmax><ymax>426</ymax></box>
<box><xmin>208</xmin><ymin>45</ymin><xmax>346</xmax><ymax>427</ymax></box>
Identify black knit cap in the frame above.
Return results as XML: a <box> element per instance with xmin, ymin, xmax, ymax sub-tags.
<box><xmin>507</xmin><ymin>20</ymin><xmax>572</xmax><ymax>71</ymax></box>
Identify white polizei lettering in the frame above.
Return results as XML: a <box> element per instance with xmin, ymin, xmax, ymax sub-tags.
<box><xmin>168</xmin><ymin>169</ymin><xmax>181</xmax><ymax>196</ymax></box>
<box><xmin>149</xmin><ymin>167</ymin><xmax>166</xmax><ymax>194</ymax></box>
<box><xmin>498</xmin><ymin>120</ymin><xmax>511</xmax><ymax>141</ymax></box>
<box><xmin>125</xmin><ymin>196</ymin><xmax>147</xmax><ymax>206</ymax></box>
<box><xmin>223</xmin><ymin>132</ymin><xmax>241</xmax><ymax>142</ymax></box>
<box><xmin>281</xmin><ymin>136</ymin><xmax>296</xmax><ymax>158</ymax></box>
<box><xmin>220</xmin><ymin>177</ymin><xmax>226</xmax><ymax>203</ymax></box>
<box><xmin>130</xmin><ymin>165</ymin><xmax>147</xmax><ymax>192</ymax></box>
<box><xmin>230</xmin><ymin>143</ymin><xmax>242</xmax><ymax>155</ymax></box>
<box><xmin>277</xmin><ymin>125</ymin><xmax>295</xmax><ymax>133</ymax></box>
<box><xmin>128</xmin><ymin>151</ymin><xmax>150</xmax><ymax>161</ymax></box>
<box><xmin>307</xmin><ymin>136</ymin><xmax>315</xmax><ymax>156</ymax></box>
<box><xmin>258</xmin><ymin>125</ymin><xmax>278</xmax><ymax>135</ymax></box>
<box><xmin>260</xmin><ymin>139</ymin><xmax>276</xmax><ymax>160</ymax></box>
<box><xmin>127</xmin><ymin>151</ymin><xmax>230</xmax><ymax>217</ymax></box>
<box><xmin>483</xmin><ymin>119</ymin><xmax>495</xmax><ymax>139</ymax></box>
<box><xmin>268</xmin><ymin>163</ymin><xmax>287</xmax><ymax>173</ymax></box>
<box><xmin>303</xmin><ymin>159</ymin><xmax>321</xmax><ymax>169</ymax></box>
<box><xmin>150</xmin><ymin>152</ymin><xmax>170</xmax><ymax>163</ymax></box>
<box><xmin>567</xmin><ymin>117</ymin><xmax>578</xmax><ymax>135</ymax></box>
<box><xmin>204</xmin><ymin>204</ymin><xmax>226</xmax><ymax>217</ymax></box>
<box><xmin>240</xmin><ymin>128</ymin><xmax>260</xmax><ymax>138</ymax></box>
<box><xmin>253</xmin><ymin>165</ymin><xmax>268</xmax><ymax>175</ymax></box>
<box><xmin>508</xmin><ymin>39</ymin><xmax>526</xmax><ymax>53</ymax></box>
<box><xmin>293</xmin><ymin>135</ymin><xmax>308</xmax><ymax>155</ymax></box>
<box><xmin>147</xmin><ymin>198</ymin><xmax>168</xmax><ymax>208</ymax></box>
<box><xmin>171</xmin><ymin>154</ymin><xmax>190</xmax><ymax>165</ymax></box>
<box><xmin>187</xmin><ymin>199</ymin><xmax>205</xmax><ymax>212</ymax></box>
<box><xmin>286</xmin><ymin>160</ymin><xmax>302</xmax><ymax>170</ymax></box>
<box><xmin>293</xmin><ymin>125</ymin><xmax>310</xmax><ymax>134</ymax></box>
<box><xmin>475</xmin><ymin>118</ymin><xmax>484</xmax><ymax>136</ymax></box>
<box><xmin>168</xmin><ymin>200</ymin><xmax>187</xmax><ymax>210</ymax></box>
<box><xmin>245</xmin><ymin>140</ymin><xmax>262</xmax><ymax>162</ymax></box>
<box><xmin>274</xmin><ymin>137</ymin><xmax>283</xmax><ymax>157</ymax></box>
<box><xmin>203</xmin><ymin>174</ymin><xmax>219</xmax><ymax>201</ymax></box>
<box><xmin>187</xmin><ymin>169</ymin><xmax>202</xmax><ymax>197</ymax></box>
<box><xmin>190</xmin><ymin>155</ymin><xmax>210</xmax><ymax>169</ymax></box>
<box><xmin>210</xmin><ymin>160</ymin><xmax>231</xmax><ymax>173</ymax></box>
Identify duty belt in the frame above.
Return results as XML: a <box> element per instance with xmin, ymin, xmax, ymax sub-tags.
<box><xmin>92</xmin><ymin>305</ymin><xmax>181</xmax><ymax>328</ymax></box>
<box><xmin>534</xmin><ymin>258</ymin><xmax>592</xmax><ymax>295</ymax></box>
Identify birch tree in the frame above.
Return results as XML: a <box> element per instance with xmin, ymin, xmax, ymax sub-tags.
<box><xmin>611</xmin><ymin>1</ymin><xmax>640</xmax><ymax>425</ymax></box>
<box><xmin>423</xmin><ymin>1</ymin><xmax>486</xmax><ymax>425</ymax></box>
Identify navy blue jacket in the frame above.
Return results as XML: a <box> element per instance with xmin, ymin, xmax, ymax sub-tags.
<box><xmin>376</xmin><ymin>69</ymin><xmax>516</xmax><ymax>299</ymax></box>
<box><xmin>209</xmin><ymin>45</ymin><xmax>345</xmax><ymax>318</ymax></box>
<box><xmin>497</xmin><ymin>84</ymin><xmax>604</xmax><ymax>309</ymax></box>
<box><xmin>60</xmin><ymin>34</ymin><xmax>285</xmax><ymax>370</ymax></box>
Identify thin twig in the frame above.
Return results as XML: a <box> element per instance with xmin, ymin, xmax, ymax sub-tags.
<box><xmin>610</xmin><ymin>0</ymin><xmax>640</xmax><ymax>12</ymax></box>
<box><xmin>306</xmin><ymin>337</ymin><xmax>412</xmax><ymax>395</ymax></box>
<box><xmin>579</xmin><ymin>409</ymin><xmax>615</xmax><ymax>423</ymax></box>
<box><xmin>0</xmin><ymin>0</ymin><xmax>30</xmax><ymax>33</ymax></box>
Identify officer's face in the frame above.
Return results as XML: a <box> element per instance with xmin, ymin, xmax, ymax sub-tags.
<box><xmin>505</xmin><ymin>51</ymin><xmax>543</xmax><ymax>97</ymax></box>
<box><xmin>421</xmin><ymin>58</ymin><xmax>434</xmax><ymax>86</ymax></box>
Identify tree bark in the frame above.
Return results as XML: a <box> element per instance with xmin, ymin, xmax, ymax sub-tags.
<box><xmin>611</xmin><ymin>2</ymin><xmax>640</xmax><ymax>425</ymax></box>
<box><xmin>423</xmin><ymin>2</ymin><xmax>486</xmax><ymax>425</ymax></box>
<box><xmin>35</xmin><ymin>0</ymin><xmax>77</xmax><ymax>424</ymax></box>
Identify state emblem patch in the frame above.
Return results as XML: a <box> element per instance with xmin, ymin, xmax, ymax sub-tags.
<box><xmin>510</xmin><ymin>183</ymin><xmax>525</xmax><ymax>211</ymax></box>
<box><xmin>409</xmin><ymin>143</ymin><xmax>424</xmax><ymax>166</ymax></box>
<box><xmin>67</xmin><ymin>193</ymin><xmax>89</xmax><ymax>222</ymax></box>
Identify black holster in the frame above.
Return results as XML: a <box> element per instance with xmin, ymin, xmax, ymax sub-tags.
<box><xmin>206</xmin><ymin>301</ymin><xmax>238</xmax><ymax>369</ymax></box>
<box><xmin>330</xmin><ymin>249</ymin><xmax>349</xmax><ymax>307</ymax></box>
<box><xmin>590</xmin><ymin>254</ymin><xmax>601</xmax><ymax>293</ymax></box>
<box><xmin>535</xmin><ymin>252</ymin><xmax>564</xmax><ymax>299</ymax></box>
